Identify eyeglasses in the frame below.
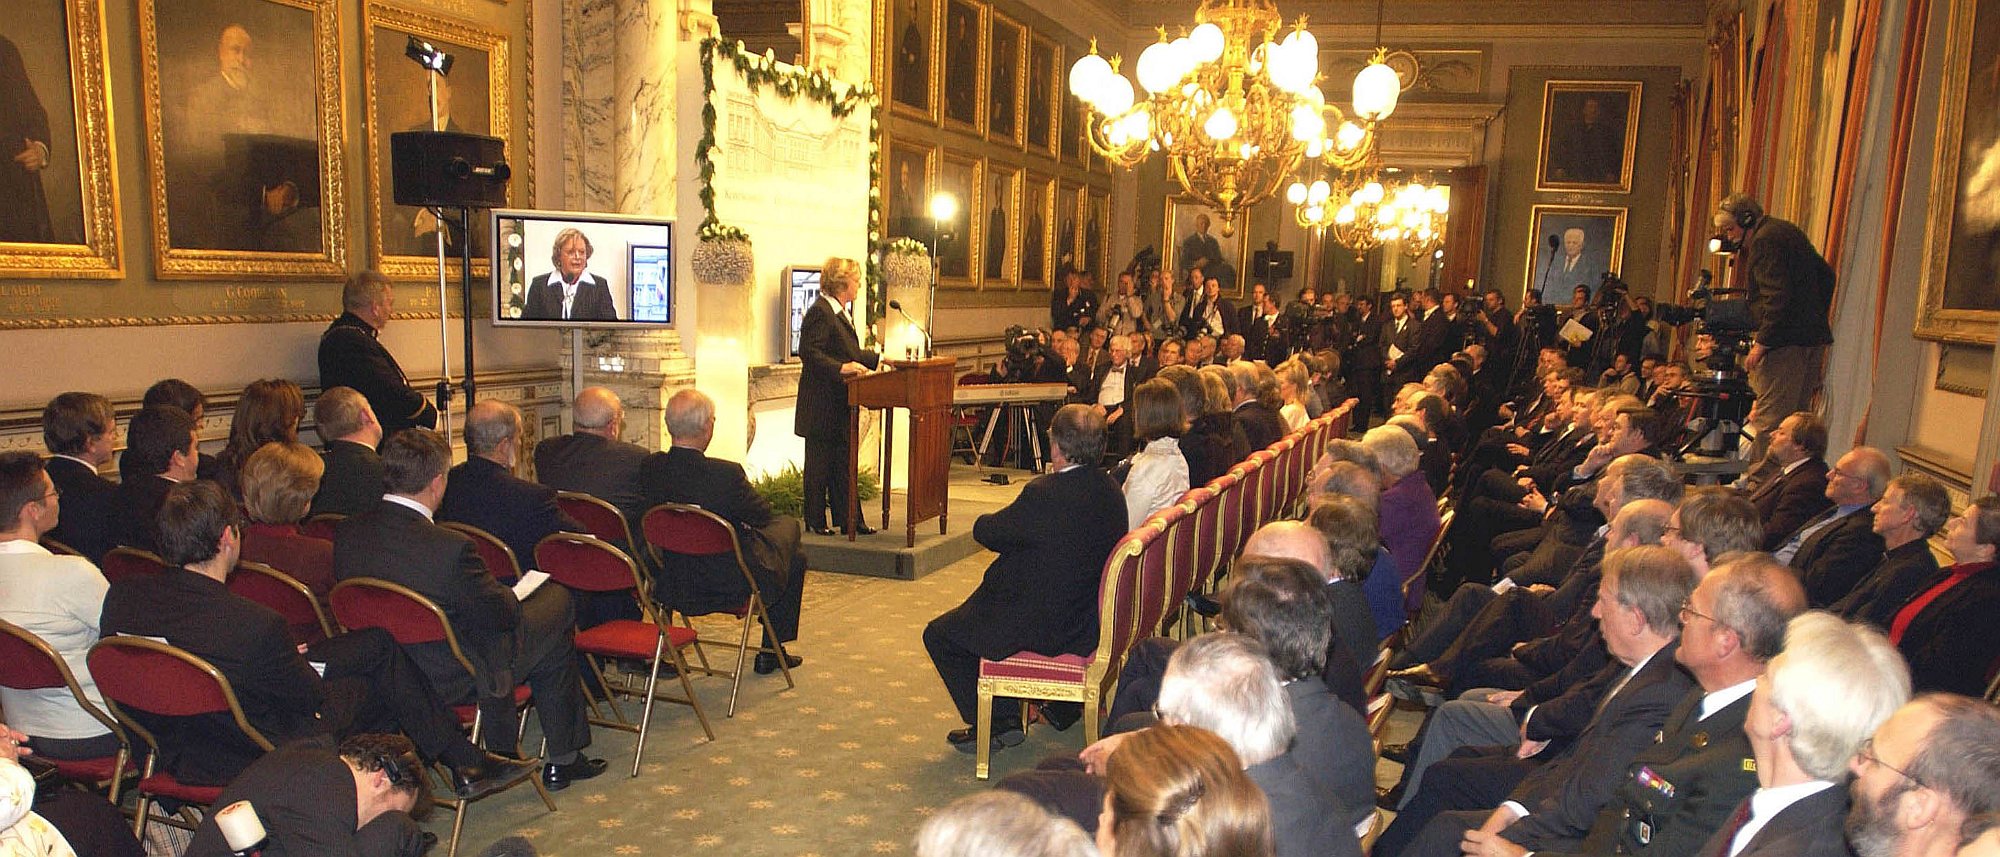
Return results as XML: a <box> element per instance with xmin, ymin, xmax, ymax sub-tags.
<box><xmin>1856</xmin><ymin>738</ymin><xmax>1925</xmax><ymax>787</ymax></box>
<box><xmin>1829</xmin><ymin>466</ymin><xmax>1861</xmax><ymax>482</ymax></box>
<box><xmin>1662</xmin><ymin>525</ymin><xmax>1683</xmax><ymax>539</ymax></box>
<box><xmin>1676</xmin><ymin>598</ymin><xmax>1715</xmax><ymax>626</ymax></box>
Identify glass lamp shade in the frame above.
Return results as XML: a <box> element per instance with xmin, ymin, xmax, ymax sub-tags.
<box><xmin>1136</xmin><ymin>41</ymin><xmax>1180</xmax><ymax>94</ymax></box>
<box><xmin>1335</xmin><ymin>204</ymin><xmax>1357</xmax><ymax>225</ymax></box>
<box><xmin>1286</xmin><ymin>182</ymin><xmax>1308</xmax><ymax>205</ymax></box>
<box><xmin>1271</xmin><ymin>30</ymin><xmax>1318</xmax><ymax>93</ymax></box>
<box><xmin>1097</xmin><ymin>74</ymin><xmax>1135</xmax><ymax>116</ymax></box>
<box><xmin>1290</xmin><ymin>104</ymin><xmax>1324</xmax><ymax>142</ymax></box>
<box><xmin>1189</xmin><ymin>23</ymin><xmax>1225</xmax><ymax>63</ymax></box>
<box><xmin>1352</xmin><ymin>60</ymin><xmax>1401</xmax><ymax>121</ymax></box>
<box><xmin>929</xmin><ymin>192</ymin><xmax>959</xmax><ymax>223</ymax></box>
<box><xmin>1334</xmin><ymin>121</ymin><xmax>1366</xmax><ymax>151</ymax></box>
<box><xmin>1205</xmin><ymin>107</ymin><xmax>1238</xmax><ymax>140</ymax></box>
<box><xmin>1308</xmin><ymin>179</ymin><xmax>1330</xmax><ymax>204</ymax></box>
<box><xmin>1070</xmin><ymin>52</ymin><xmax>1113</xmax><ymax>101</ymax></box>
<box><xmin>1305</xmin><ymin>205</ymin><xmax>1325</xmax><ymax>221</ymax></box>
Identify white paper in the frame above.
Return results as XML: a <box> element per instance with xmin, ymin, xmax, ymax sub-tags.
<box><xmin>512</xmin><ymin>569</ymin><xmax>550</xmax><ymax>600</ymax></box>
<box><xmin>1491</xmin><ymin>578</ymin><xmax>1518</xmax><ymax>594</ymax></box>
<box><xmin>1387</xmin><ymin>344</ymin><xmax>1406</xmax><ymax>362</ymax></box>
<box><xmin>1559</xmin><ymin>318</ymin><xmax>1593</xmax><ymax>345</ymax></box>
<box><xmin>308</xmin><ymin>661</ymin><xmax>328</xmax><ymax>677</ymax></box>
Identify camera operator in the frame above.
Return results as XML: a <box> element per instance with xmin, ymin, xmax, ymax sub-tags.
<box><xmin>1713</xmin><ymin>193</ymin><xmax>1834</xmax><ymax>457</ymax></box>
<box><xmin>1096</xmin><ymin>271</ymin><xmax>1146</xmax><ymax>336</ymax></box>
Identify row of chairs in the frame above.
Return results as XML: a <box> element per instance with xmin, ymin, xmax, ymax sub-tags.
<box><xmin>969</xmin><ymin>405</ymin><xmax>1357</xmax><ymax>778</ymax></box>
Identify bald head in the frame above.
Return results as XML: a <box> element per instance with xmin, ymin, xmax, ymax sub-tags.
<box><xmin>1243</xmin><ymin>521</ymin><xmax>1336</xmax><ymax>582</ymax></box>
<box><xmin>665</xmin><ymin>389</ymin><xmax>716</xmax><ymax>450</ymax></box>
<box><xmin>572</xmin><ymin>387</ymin><xmax>625</xmax><ymax>437</ymax></box>
<box><xmin>1610</xmin><ymin>498</ymin><xmax>1676</xmax><ymax>547</ymax></box>
<box><xmin>465</xmin><ymin>400</ymin><xmax>522</xmax><ymax>464</ymax></box>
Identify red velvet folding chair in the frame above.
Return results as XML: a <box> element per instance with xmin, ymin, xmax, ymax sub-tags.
<box><xmin>535</xmin><ymin>532</ymin><xmax>714</xmax><ymax>775</ymax></box>
<box><xmin>554</xmin><ymin>492</ymin><xmax>636</xmax><ymax>550</ymax></box>
<box><xmin>40</xmin><ymin>537</ymin><xmax>81</xmax><ymax>557</ymax></box>
<box><xmin>328</xmin><ymin>578</ymin><xmax>557</xmax><ymax>857</ymax></box>
<box><xmin>227</xmin><ymin>561</ymin><xmax>335</xmax><ymax>646</ymax></box>
<box><xmin>299</xmin><ymin>513</ymin><xmax>344</xmax><ymax>542</ymax></box>
<box><xmin>0</xmin><ymin>621</ymin><xmax>133</xmax><ymax>802</ymax></box>
<box><xmin>442</xmin><ymin>522</ymin><xmax>524</xmax><ymax>583</ymax></box>
<box><xmin>87</xmin><ymin>636</ymin><xmax>272</xmax><ymax>838</ymax></box>
<box><xmin>641</xmin><ymin>503</ymin><xmax>796</xmax><ymax>717</ymax></box>
<box><xmin>100</xmin><ymin>547</ymin><xmax>169</xmax><ymax>584</ymax></box>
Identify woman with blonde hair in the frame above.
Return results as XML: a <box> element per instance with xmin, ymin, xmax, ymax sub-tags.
<box><xmin>1274</xmin><ymin>360</ymin><xmax>1310</xmax><ymax>432</ymax></box>
<box><xmin>795</xmin><ymin>255</ymin><xmax>881</xmax><ymax>535</ymax></box>
<box><xmin>237</xmin><ymin>440</ymin><xmax>335</xmax><ymax>601</ymax></box>
<box><xmin>1097</xmin><ymin>724</ymin><xmax>1273</xmax><ymax>857</ymax></box>
<box><xmin>214</xmin><ymin>378</ymin><xmax>305</xmax><ymax>498</ymax></box>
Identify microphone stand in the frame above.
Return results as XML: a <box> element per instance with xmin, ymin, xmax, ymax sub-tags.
<box><xmin>1538</xmin><ymin>240</ymin><xmax>1559</xmax><ymax>310</ymax></box>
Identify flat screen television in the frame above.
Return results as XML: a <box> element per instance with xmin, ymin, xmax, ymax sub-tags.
<box><xmin>783</xmin><ymin>265</ymin><xmax>822</xmax><ymax>360</ymax></box>
<box><xmin>491</xmin><ymin>209</ymin><xmax>675</xmax><ymax>327</ymax></box>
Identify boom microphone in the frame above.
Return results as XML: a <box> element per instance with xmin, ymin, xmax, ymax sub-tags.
<box><xmin>887</xmin><ymin>299</ymin><xmax>932</xmax><ymax>357</ymax></box>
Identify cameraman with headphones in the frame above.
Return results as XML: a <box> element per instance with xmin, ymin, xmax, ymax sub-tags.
<box><xmin>1713</xmin><ymin>193</ymin><xmax>1835</xmax><ymax>458</ymax></box>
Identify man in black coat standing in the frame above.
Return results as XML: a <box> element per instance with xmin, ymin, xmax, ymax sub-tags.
<box><xmin>1345</xmin><ymin>296</ymin><xmax>1384</xmax><ymax>429</ymax></box>
<box><xmin>642</xmin><ymin>389</ymin><xmax>807</xmax><ymax>673</ymax></box>
<box><xmin>39</xmin><ymin>391</ymin><xmax>120</xmax><ymax>562</ymax></box>
<box><xmin>1714</xmin><ymin>195</ymin><xmax>1834</xmax><ymax>462</ymax></box>
<box><xmin>318</xmin><ymin>271</ymin><xmax>437</xmax><ymax>435</ymax></box>
<box><xmin>308</xmin><ymin>387</ymin><xmax>387</xmax><ymax>518</ymax></box>
<box><xmin>923</xmin><ymin>404</ymin><xmax>1128</xmax><ymax>753</ymax></box>
<box><xmin>794</xmin><ymin>257</ymin><xmax>881</xmax><ymax>536</ymax></box>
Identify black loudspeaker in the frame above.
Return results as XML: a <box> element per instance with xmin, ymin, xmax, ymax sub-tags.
<box><xmin>391</xmin><ymin>131</ymin><xmax>510</xmax><ymax>209</ymax></box>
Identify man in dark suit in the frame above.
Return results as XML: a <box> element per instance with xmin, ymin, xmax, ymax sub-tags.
<box><xmin>1412</xmin><ymin>289</ymin><xmax>1451</xmax><ymax>376</ymax></box>
<box><xmin>308</xmin><ymin>386</ymin><xmax>387</xmax><ymax>518</ymax></box>
<box><xmin>1384</xmin><ymin>293</ymin><xmax>1424</xmax><ymax>395</ymax></box>
<box><xmin>1839</xmin><ymin>695</ymin><xmax>2000</xmax><ymax>857</ymax></box>
<box><xmin>1740</xmin><ymin>412</ymin><xmax>1832</xmax><ymax>551</ymax></box>
<box><xmin>533</xmin><ymin>387</ymin><xmax>651</xmax><ymax>535</ymax></box>
<box><xmin>1345</xmin><ymin>296</ymin><xmax>1384</xmax><ymax>428</ymax></box>
<box><xmin>111</xmin><ymin>405</ymin><xmax>201</xmax><ymax>552</ymax></box>
<box><xmin>318</xmin><ymin>271</ymin><xmax>437</xmax><ymax>435</ymax></box>
<box><xmin>436</xmin><ymin>400</ymin><xmax>582</xmax><ymax>570</ymax></box>
<box><xmin>642</xmin><ymin>389</ymin><xmax>807</xmax><ymax>674</ymax></box>
<box><xmin>1376</xmin><ymin>545</ymin><xmax>1698</xmax><ymax>857</ymax></box>
<box><xmin>1833</xmin><ymin>473</ymin><xmax>1951</xmax><ymax>629</ymax></box>
<box><xmin>101</xmin><ymin>481</ymin><xmax>525</xmax><ymax>792</ymax></box>
<box><xmin>522</xmin><ymin>227</ymin><xmax>617</xmax><ymax>321</ymax></box>
<box><xmin>923</xmin><ymin>404</ymin><xmax>1127</xmax><ymax>752</ymax></box>
<box><xmin>1783</xmin><ymin>446</ymin><xmax>1890</xmax><ymax>607</ymax></box>
<box><xmin>186</xmin><ymin>734</ymin><xmax>430</xmax><ymax>857</ymax></box>
<box><xmin>1228</xmin><ymin>362</ymin><xmax>1286</xmax><ymax>452</ymax></box>
<box><xmin>135</xmin><ymin>379</ymin><xmax>220</xmax><ymax>482</ymax></box>
<box><xmin>794</xmin><ymin>258</ymin><xmax>881</xmax><ymax>536</ymax></box>
<box><xmin>39</xmin><ymin>392</ymin><xmax>120</xmax><ymax>562</ymax></box>
<box><xmin>1688</xmin><ymin>612</ymin><xmax>1914</xmax><ymax>857</ymax></box>
<box><xmin>334</xmin><ymin>429</ymin><xmax>605</xmax><ymax>790</ymax></box>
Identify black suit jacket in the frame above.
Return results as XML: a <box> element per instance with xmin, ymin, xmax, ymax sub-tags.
<box><xmin>1346</xmin><ymin>314</ymin><xmax>1385</xmax><ymax>373</ymax></box>
<box><xmin>534</xmin><ymin>432</ymin><xmax>652</xmax><ymax>534</ymax></box>
<box><xmin>317</xmin><ymin>313</ymin><xmax>436</xmax><ymax>435</ymax></box>
<box><xmin>186</xmin><ymin>735</ymin><xmax>413</xmax><ymax>857</ymax></box>
<box><xmin>1383</xmin><ymin>315</ymin><xmax>1418</xmax><ymax>371</ymax></box>
<box><xmin>100</xmin><ymin>568</ymin><xmax>323</xmax><ymax>785</ymax></box>
<box><xmin>1696</xmin><ymin>785</ymin><xmax>1852</xmax><ymax>857</ymax></box>
<box><xmin>640</xmin><ymin>446</ymin><xmax>792</xmax><ymax>613</ymax></box>
<box><xmin>1832</xmin><ymin>539</ymin><xmax>1940</xmax><ymax>629</ymax></box>
<box><xmin>309</xmin><ymin>440</ymin><xmax>386</xmax><ymax>518</ymax></box>
<box><xmin>1745</xmin><ymin>459</ymin><xmax>1832</xmax><ymax>551</ymax></box>
<box><xmin>794</xmin><ymin>297</ymin><xmax>881</xmax><ymax>439</ymax></box>
<box><xmin>1791</xmin><ymin>507</ymin><xmax>1885</xmax><ymax>608</ymax></box>
<box><xmin>934</xmin><ymin>466</ymin><xmax>1128</xmax><ymax>660</ymax></box>
<box><xmin>436</xmin><ymin>457</ymin><xmax>582</xmax><ymax>571</ymax></box>
<box><xmin>110</xmin><ymin>473</ymin><xmax>175</xmax><ymax>552</ymax></box>
<box><xmin>334</xmin><ymin>501</ymin><xmax>522</xmax><ymax>697</ymax></box>
<box><xmin>523</xmin><ymin>272</ymin><xmax>617</xmax><ymax>321</ymax></box>
<box><xmin>44</xmin><ymin>456</ymin><xmax>118</xmax><ymax>562</ymax></box>
<box><xmin>1414</xmin><ymin>308</ymin><xmax>1450</xmax><ymax>370</ymax></box>
<box><xmin>1235</xmin><ymin>400</ymin><xmax>1287</xmax><ymax>451</ymax></box>
<box><xmin>1892</xmin><ymin>561</ymin><xmax>2000</xmax><ymax>697</ymax></box>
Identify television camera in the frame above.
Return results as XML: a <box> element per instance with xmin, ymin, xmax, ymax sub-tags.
<box><xmin>1654</xmin><ymin>269</ymin><xmax>1758</xmax><ymax>456</ymax></box>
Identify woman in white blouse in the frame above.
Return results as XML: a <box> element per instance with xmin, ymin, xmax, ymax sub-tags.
<box><xmin>1275</xmin><ymin>359</ymin><xmax>1311</xmax><ymax>432</ymax></box>
<box><xmin>1122</xmin><ymin>378</ymin><xmax>1191</xmax><ymax>529</ymax></box>
<box><xmin>1</xmin><ymin>724</ymin><xmax>77</xmax><ymax>857</ymax></box>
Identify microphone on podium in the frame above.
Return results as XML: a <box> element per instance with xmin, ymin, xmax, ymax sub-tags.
<box><xmin>887</xmin><ymin>299</ymin><xmax>933</xmax><ymax>358</ymax></box>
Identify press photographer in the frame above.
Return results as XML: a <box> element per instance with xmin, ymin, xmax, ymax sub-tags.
<box><xmin>1712</xmin><ymin>193</ymin><xmax>1834</xmax><ymax>457</ymax></box>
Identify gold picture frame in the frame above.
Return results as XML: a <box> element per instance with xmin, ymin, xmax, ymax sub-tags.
<box><xmin>138</xmin><ymin>0</ymin><xmax>347</xmax><ymax>279</ymax></box>
<box><xmin>362</xmin><ymin>2</ymin><xmax>510</xmax><ymax>281</ymax></box>
<box><xmin>979</xmin><ymin>161</ymin><xmax>1020</xmax><ymax>288</ymax></box>
<box><xmin>1022</xmin><ymin>171</ymin><xmax>1055</xmax><ymax>287</ymax></box>
<box><xmin>1025</xmin><ymin>35</ymin><xmax>1057</xmax><ymax>156</ymax></box>
<box><xmin>1533</xmin><ymin>80</ymin><xmax>1641</xmax><ymax>194</ymax></box>
<box><xmin>882</xmin><ymin>136</ymin><xmax>935</xmax><ymax>245</ymax></box>
<box><xmin>881</xmin><ymin>0</ymin><xmax>938</xmax><ymax>123</ymax></box>
<box><xmin>985</xmin><ymin>12</ymin><xmax>1024</xmax><ymax>147</ymax></box>
<box><xmin>0</xmin><ymin>0</ymin><xmax>123</xmax><ymax>278</ymax></box>
<box><xmin>1915</xmin><ymin>0</ymin><xmax>2000</xmax><ymax>343</ymax></box>
<box><xmin>936</xmin><ymin>152</ymin><xmax>980</xmax><ymax>286</ymax></box>
<box><xmin>939</xmin><ymin>0</ymin><xmax>984</xmax><ymax>136</ymax></box>
<box><xmin>1058</xmin><ymin>179</ymin><xmax>1083</xmax><ymax>274</ymax></box>
<box><xmin>1086</xmin><ymin>187</ymin><xmax>1110</xmax><ymax>278</ymax></box>
<box><xmin>1162</xmin><ymin>195</ymin><xmax>1250</xmax><ymax>295</ymax></box>
<box><xmin>1522</xmin><ymin>204</ymin><xmax>1627</xmax><ymax>306</ymax></box>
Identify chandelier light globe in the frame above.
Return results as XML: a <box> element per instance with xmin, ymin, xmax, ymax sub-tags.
<box><xmin>1335</xmin><ymin>120</ymin><xmax>1366</xmax><ymax>151</ymax></box>
<box><xmin>1189</xmin><ymin>22</ymin><xmax>1225</xmax><ymax>63</ymax></box>
<box><xmin>1305</xmin><ymin>204</ymin><xmax>1324</xmax><ymax>221</ymax></box>
<box><xmin>1136</xmin><ymin>40</ymin><xmax>1181</xmax><ymax>94</ymax></box>
<box><xmin>1097</xmin><ymin>74</ymin><xmax>1135</xmax><ymax>116</ymax></box>
<box><xmin>1334</xmin><ymin>204</ymin><xmax>1357</xmax><ymax>225</ymax></box>
<box><xmin>1069</xmin><ymin>51</ymin><xmax>1112</xmax><ymax>101</ymax></box>
<box><xmin>1204</xmin><ymin>106</ymin><xmax>1238</xmax><ymax>141</ymax></box>
<box><xmin>1352</xmin><ymin>59</ymin><xmax>1401</xmax><ymax>122</ymax></box>
<box><xmin>928</xmin><ymin>191</ymin><xmax>958</xmax><ymax>223</ymax></box>
<box><xmin>1357</xmin><ymin>180</ymin><xmax>1385</xmax><ymax>205</ymax></box>
<box><xmin>1308</xmin><ymin>179</ymin><xmax>1330</xmax><ymax>204</ymax></box>
<box><xmin>1271</xmin><ymin>29</ymin><xmax>1318</xmax><ymax>93</ymax></box>
<box><xmin>1290</xmin><ymin>104</ymin><xmax>1324</xmax><ymax>142</ymax></box>
<box><xmin>1286</xmin><ymin>181</ymin><xmax>1308</xmax><ymax>205</ymax></box>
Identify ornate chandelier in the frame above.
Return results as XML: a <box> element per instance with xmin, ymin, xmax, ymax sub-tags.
<box><xmin>1068</xmin><ymin>0</ymin><xmax>1402</xmax><ymax>235</ymax></box>
<box><xmin>1381</xmin><ymin>180</ymin><xmax>1450</xmax><ymax>259</ymax></box>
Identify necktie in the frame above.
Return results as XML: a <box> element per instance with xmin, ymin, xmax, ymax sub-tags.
<box><xmin>1710</xmin><ymin>799</ymin><xmax>1753</xmax><ymax>857</ymax></box>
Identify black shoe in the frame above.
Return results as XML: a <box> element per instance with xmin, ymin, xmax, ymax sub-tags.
<box><xmin>417</xmin><ymin>832</ymin><xmax>440</xmax><ymax>856</ymax></box>
<box><xmin>849</xmin><ymin>523</ymin><xmax>879</xmax><ymax>536</ymax></box>
<box><xmin>754</xmin><ymin>651</ymin><xmax>802</xmax><ymax>674</ymax></box>
<box><xmin>541</xmin><ymin>757</ymin><xmax>608</xmax><ymax>791</ymax></box>
<box><xmin>947</xmin><ymin>725</ymin><xmax>1025</xmax><ymax>754</ymax></box>
<box><xmin>450</xmin><ymin>753</ymin><xmax>537</xmax><ymax>800</ymax></box>
<box><xmin>1376</xmin><ymin>784</ymin><xmax>1404</xmax><ymax>810</ymax></box>
<box><xmin>807</xmin><ymin>525</ymin><xmax>837</xmax><ymax>537</ymax></box>
<box><xmin>1380</xmin><ymin>742</ymin><xmax>1411</xmax><ymax>764</ymax></box>
<box><xmin>1034</xmin><ymin>702</ymin><xmax>1081</xmax><ymax>732</ymax></box>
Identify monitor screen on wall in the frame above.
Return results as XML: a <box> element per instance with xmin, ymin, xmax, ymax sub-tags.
<box><xmin>491</xmin><ymin>209</ymin><xmax>675</xmax><ymax>328</ymax></box>
<box><xmin>784</xmin><ymin>265</ymin><xmax>822</xmax><ymax>360</ymax></box>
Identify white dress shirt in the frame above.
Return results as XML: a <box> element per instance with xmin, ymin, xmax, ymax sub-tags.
<box><xmin>0</xmin><ymin>540</ymin><xmax>110</xmax><ymax>739</ymax></box>
<box><xmin>1727</xmin><ymin>780</ymin><xmax>1838</xmax><ymax>857</ymax></box>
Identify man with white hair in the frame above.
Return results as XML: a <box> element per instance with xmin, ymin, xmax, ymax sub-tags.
<box><xmin>535</xmin><ymin>386</ymin><xmax>652</xmax><ymax>536</ymax></box>
<box><xmin>1694</xmin><ymin>613</ymin><xmax>1912</xmax><ymax>857</ymax></box>
<box><xmin>1782</xmin><ymin>445</ymin><xmax>1892</xmax><ymax>606</ymax></box>
<box><xmin>1843</xmin><ymin>694</ymin><xmax>2000</xmax><ymax>857</ymax></box>
<box><xmin>436</xmin><ymin>400</ymin><xmax>582</xmax><ymax>567</ymax></box>
<box><xmin>642</xmin><ymin>389</ymin><xmax>807</xmax><ymax>673</ymax></box>
<box><xmin>308</xmin><ymin>386</ymin><xmax>387</xmax><ymax>518</ymax></box>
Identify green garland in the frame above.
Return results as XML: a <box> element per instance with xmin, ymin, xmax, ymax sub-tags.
<box><xmin>694</xmin><ymin>38</ymin><xmax>885</xmax><ymax>336</ymax></box>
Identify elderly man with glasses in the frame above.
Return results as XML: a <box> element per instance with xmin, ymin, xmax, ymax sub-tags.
<box><xmin>1841</xmin><ymin>693</ymin><xmax>2000</xmax><ymax>857</ymax></box>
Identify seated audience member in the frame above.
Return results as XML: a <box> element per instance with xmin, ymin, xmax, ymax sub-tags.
<box><xmin>138</xmin><ymin>378</ymin><xmax>219</xmax><ymax>481</ymax></box>
<box><xmin>1097</xmin><ymin>725</ymin><xmax>1275</xmax><ymax>857</ymax></box>
<box><xmin>39</xmin><ymin>392</ymin><xmax>119</xmax><ymax>562</ymax></box>
<box><xmin>1261</xmin><ymin>520</ymin><xmax>1378</xmax><ymax>696</ymax></box>
<box><xmin>913</xmin><ymin>791</ymin><xmax>1095</xmax><ymax>857</ymax></box>
<box><xmin>1276</xmin><ymin>359</ymin><xmax>1312</xmax><ymax>431</ymax></box>
<box><xmin>923</xmin><ymin>405</ymin><xmax>1127</xmax><ymax>753</ymax></box>
<box><xmin>1781</xmin><ymin>446</ymin><xmax>1891</xmax><ymax>606</ymax></box>
<box><xmin>1121</xmin><ymin>378</ymin><xmax>1190</xmax><ymax>529</ymax></box>
<box><xmin>1362</xmin><ymin>424</ymin><xmax>1440</xmax><ymax>613</ymax></box>
<box><xmin>534</xmin><ymin>387</ymin><xmax>652</xmax><ymax>538</ymax></box>
<box><xmin>1376</xmin><ymin>545</ymin><xmax>1699</xmax><ymax>857</ymax></box>
<box><xmin>1888</xmin><ymin>495</ymin><xmax>2000</xmax><ymax>697</ymax></box>
<box><xmin>308</xmin><ymin>386</ymin><xmax>387</xmax><ymax>518</ymax></box>
<box><xmin>238</xmin><ymin>441</ymin><xmax>335</xmax><ymax>598</ymax></box>
<box><xmin>110</xmin><ymin>405</ymin><xmax>199</xmax><ymax>552</ymax></box>
<box><xmin>1459</xmin><ymin>555</ymin><xmax>1814</xmax><ymax>857</ymax></box>
<box><xmin>212</xmin><ymin>379</ymin><xmax>305</xmax><ymax>499</ymax></box>
<box><xmin>1309</xmin><ymin>491</ymin><xmax>1406</xmax><ymax>643</ymax></box>
<box><xmin>1842</xmin><ymin>694</ymin><xmax>2000</xmax><ymax>857</ymax></box>
<box><xmin>1</xmin><ymin>722</ymin><xmax>144</xmax><ymax>857</ymax></box>
<box><xmin>1739</xmin><ymin>412</ymin><xmax>1833</xmax><ymax>551</ymax></box>
<box><xmin>1164</xmin><ymin>365</ymin><xmax>1249</xmax><ymax>487</ymax></box>
<box><xmin>641</xmin><ymin>389</ymin><xmax>808</xmax><ymax>673</ymax></box>
<box><xmin>334</xmin><ymin>429</ymin><xmax>605</xmax><ymax>790</ymax></box>
<box><xmin>0</xmin><ymin>453</ymin><xmax>117</xmax><ymax>761</ymax></box>
<box><xmin>1228</xmin><ymin>362</ymin><xmax>1286</xmax><ymax>451</ymax></box>
<box><xmin>103</xmin><ymin>480</ymin><xmax>526</xmax><ymax>791</ymax></box>
<box><xmin>436</xmin><ymin>400</ymin><xmax>584</xmax><ymax>572</ymax></box>
<box><xmin>1835</xmin><ymin>472</ymin><xmax>1951</xmax><ymax>628</ymax></box>
<box><xmin>1679</xmin><ymin>612</ymin><xmax>1908</xmax><ymax>857</ymax></box>
<box><xmin>186</xmin><ymin>734</ymin><xmax>431</xmax><ymax>857</ymax></box>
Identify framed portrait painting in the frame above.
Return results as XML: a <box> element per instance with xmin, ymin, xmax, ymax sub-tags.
<box><xmin>980</xmin><ymin>162</ymin><xmax>1018</xmax><ymax>287</ymax></box>
<box><xmin>1162</xmin><ymin>197</ymin><xmax>1247</xmax><ymax>294</ymax></box>
<box><xmin>885</xmin><ymin>0</ymin><xmax>936</xmax><ymax>122</ymax></box>
<box><xmin>1523</xmin><ymin>204</ymin><xmax>1626</xmax><ymax>307</ymax></box>
<box><xmin>883</xmin><ymin>138</ymin><xmax>933</xmax><ymax>244</ymax></box>
<box><xmin>1057</xmin><ymin>179</ymin><xmax>1083</xmax><ymax>275</ymax></box>
<box><xmin>1534</xmin><ymin>80</ymin><xmax>1641</xmax><ymax>193</ymax></box>
<box><xmin>0</xmin><ymin>0</ymin><xmax>122</xmax><ymax>278</ymax></box>
<box><xmin>985</xmin><ymin>12</ymin><xmax>1023</xmax><ymax>146</ymax></box>
<box><xmin>1916</xmin><ymin>0</ymin><xmax>2000</xmax><ymax>343</ymax></box>
<box><xmin>1086</xmin><ymin>188</ymin><xmax>1109</xmax><ymax>280</ymax></box>
<box><xmin>1022</xmin><ymin>172</ymin><xmax>1054</xmax><ymax>288</ymax></box>
<box><xmin>1025</xmin><ymin>37</ymin><xmax>1056</xmax><ymax>155</ymax></box>
<box><xmin>939</xmin><ymin>0</ymin><xmax>983</xmax><ymax>134</ymax></box>
<box><xmin>139</xmin><ymin>0</ymin><xmax>347</xmax><ymax>278</ymax></box>
<box><xmin>363</xmin><ymin>3</ymin><xmax>509</xmax><ymax>281</ymax></box>
<box><xmin>1060</xmin><ymin>70</ymin><xmax>1085</xmax><ymax>163</ymax></box>
<box><xmin>935</xmin><ymin>153</ymin><xmax>978</xmax><ymax>285</ymax></box>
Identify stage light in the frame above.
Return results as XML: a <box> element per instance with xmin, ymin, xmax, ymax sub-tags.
<box><xmin>929</xmin><ymin>192</ymin><xmax>958</xmax><ymax>223</ymax></box>
<box><xmin>405</xmin><ymin>36</ymin><xmax>454</xmax><ymax>75</ymax></box>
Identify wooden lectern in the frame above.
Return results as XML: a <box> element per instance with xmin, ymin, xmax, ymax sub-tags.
<box><xmin>847</xmin><ymin>357</ymin><xmax>955</xmax><ymax>547</ymax></box>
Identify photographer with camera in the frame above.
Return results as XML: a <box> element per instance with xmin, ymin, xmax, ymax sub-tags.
<box><xmin>1713</xmin><ymin>193</ymin><xmax>1834</xmax><ymax>457</ymax></box>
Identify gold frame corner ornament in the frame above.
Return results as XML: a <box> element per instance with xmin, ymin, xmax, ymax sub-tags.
<box><xmin>1914</xmin><ymin>0</ymin><xmax>2000</xmax><ymax>344</ymax></box>
<box><xmin>0</xmin><ymin>0</ymin><xmax>123</xmax><ymax>279</ymax></box>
